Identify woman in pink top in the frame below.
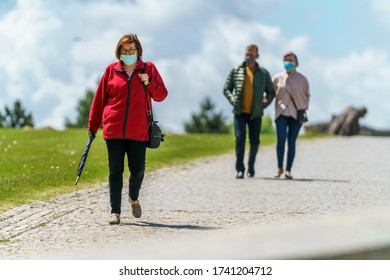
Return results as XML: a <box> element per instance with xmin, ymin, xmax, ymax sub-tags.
<box><xmin>273</xmin><ymin>52</ymin><xmax>310</xmax><ymax>179</ymax></box>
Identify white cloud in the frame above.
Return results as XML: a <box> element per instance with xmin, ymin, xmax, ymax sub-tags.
<box><xmin>0</xmin><ymin>0</ymin><xmax>389</xmax><ymax>132</ymax></box>
<box><xmin>154</xmin><ymin>17</ymin><xmax>299</xmax><ymax>132</ymax></box>
<box><xmin>305</xmin><ymin>49</ymin><xmax>390</xmax><ymax>129</ymax></box>
<box><xmin>0</xmin><ymin>0</ymin><xmax>290</xmax><ymax>131</ymax></box>
<box><xmin>0</xmin><ymin>0</ymin><xmax>117</xmax><ymax>128</ymax></box>
<box><xmin>371</xmin><ymin>0</ymin><xmax>390</xmax><ymax>26</ymax></box>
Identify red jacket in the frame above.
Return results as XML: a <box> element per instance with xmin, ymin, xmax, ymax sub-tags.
<box><xmin>88</xmin><ymin>59</ymin><xmax>168</xmax><ymax>140</ymax></box>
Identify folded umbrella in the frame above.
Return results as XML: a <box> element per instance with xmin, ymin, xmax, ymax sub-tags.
<box><xmin>74</xmin><ymin>132</ymin><xmax>96</xmax><ymax>185</ymax></box>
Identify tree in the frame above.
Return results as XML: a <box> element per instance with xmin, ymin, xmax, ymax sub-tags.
<box><xmin>0</xmin><ymin>100</ymin><xmax>34</xmax><ymax>128</ymax></box>
<box><xmin>184</xmin><ymin>97</ymin><xmax>230</xmax><ymax>133</ymax></box>
<box><xmin>0</xmin><ymin>112</ymin><xmax>4</xmax><ymax>128</ymax></box>
<box><xmin>65</xmin><ymin>88</ymin><xmax>95</xmax><ymax>128</ymax></box>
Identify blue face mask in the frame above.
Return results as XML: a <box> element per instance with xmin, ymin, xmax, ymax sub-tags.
<box><xmin>120</xmin><ymin>54</ymin><xmax>137</xmax><ymax>65</ymax></box>
<box><xmin>245</xmin><ymin>55</ymin><xmax>256</xmax><ymax>64</ymax></box>
<box><xmin>283</xmin><ymin>61</ymin><xmax>295</xmax><ymax>72</ymax></box>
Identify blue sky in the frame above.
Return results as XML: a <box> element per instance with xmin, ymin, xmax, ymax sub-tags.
<box><xmin>263</xmin><ymin>0</ymin><xmax>371</xmax><ymax>55</ymax></box>
<box><xmin>0</xmin><ymin>0</ymin><xmax>389</xmax><ymax>131</ymax></box>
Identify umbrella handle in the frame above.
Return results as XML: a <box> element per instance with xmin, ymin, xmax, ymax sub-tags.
<box><xmin>89</xmin><ymin>132</ymin><xmax>96</xmax><ymax>141</ymax></box>
<box><xmin>74</xmin><ymin>176</ymin><xmax>80</xmax><ymax>186</ymax></box>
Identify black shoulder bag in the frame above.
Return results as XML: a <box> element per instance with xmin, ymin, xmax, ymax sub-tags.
<box><xmin>288</xmin><ymin>92</ymin><xmax>308</xmax><ymax>124</ymax></box>
<box><xmin>142</xmin><ymin>64</ymin><xmax>165</xmax><ymax>148</ymax></box>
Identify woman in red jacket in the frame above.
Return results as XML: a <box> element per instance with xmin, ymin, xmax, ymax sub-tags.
<box><xmin>88</xmin><ymin>34</ymin><xmax>168</xmax><ymax>225</ymax></box>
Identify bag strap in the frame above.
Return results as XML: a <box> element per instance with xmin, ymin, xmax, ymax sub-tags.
<box><xmin>284</xmin><ymin>76</ymin><xmax>300</xmax><ymax>112</ymax></box>
<box><xmin>289</xmin><ymin>93</ymin><xmax>298</xmax><ymax>111</ymax></box>
<box><xmin>285</xmin><ymin>76</ymin><xmax>307</xmax><ymax>111</ymax></box>
<box><xmin>142</xmin><ymin>63</ymin><xmax>154</xmax><ymax>125</ymax></box>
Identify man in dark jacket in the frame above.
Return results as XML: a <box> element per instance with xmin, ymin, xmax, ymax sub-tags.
<box><xmin>223</xmin><ymin>44</ymin><xmax>275</xmax><ymax>178</ymax></box>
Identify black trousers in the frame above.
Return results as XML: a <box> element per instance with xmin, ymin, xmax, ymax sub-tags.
<box><xmin>234</xmin><ymin>113</ymin><xmax>262</xmax><ymax>173</ymax></box>
<box><xmin>106</xmin><ymin>139</ymin><xmax>146</xmax><ymax>214</ymax></box>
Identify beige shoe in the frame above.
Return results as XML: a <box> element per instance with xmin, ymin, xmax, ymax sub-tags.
<box><xmin>108</xmin><ymin>213</ymin><xmax>120</xmax><ymax>225</ymax></box>
<box><xmin>129</xmin><ymin>198</ymin><xmax>142</xmax><ymax>218</ymax></box>
<box><xmin>285</xmin><ymin>171</ymin><xmax>293</xmax><ymax>180</ymax></box>
<box><xmin>274</xmin><ymin>168</ymin><xmax>284</xmax><ymax>178</ymax></box>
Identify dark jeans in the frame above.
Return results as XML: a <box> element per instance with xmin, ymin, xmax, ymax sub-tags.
<box><xmin>275</xmin><ymin>115</ymin><xmax>302</xmax><ymax>172</ymax></box>
<box><xmin>234</xmin><ymin>113</ymin><xmax>262</xmax><ymax>173</ymax></box>
<box><xmin>106</xmin><ymin>139</ymin><xmax>146</xmax><ymax>214</ymax></box>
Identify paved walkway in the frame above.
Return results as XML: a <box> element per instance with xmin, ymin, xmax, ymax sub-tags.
<box><xmin>0</xmin><ymin>136</ymin><xmax>389</xmax><ymax>259</ymax></box>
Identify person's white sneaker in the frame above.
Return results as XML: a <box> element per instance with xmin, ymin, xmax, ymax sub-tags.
<box><xmin>284</xmin><ymin>171</ymin><xmax>293</xmax><ymax>180</ymax></box>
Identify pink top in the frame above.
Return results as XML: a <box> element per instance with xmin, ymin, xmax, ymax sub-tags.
<box><xmin>273</xmin><ymin>71</ymin><xmax>310</xmax><ymax>120</ymax></box>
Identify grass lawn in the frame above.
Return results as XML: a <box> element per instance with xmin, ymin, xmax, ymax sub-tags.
<box><xmin>0</xmin><ymin>128</ymin><xmax>320</xmax><ymax>212</ymax></box>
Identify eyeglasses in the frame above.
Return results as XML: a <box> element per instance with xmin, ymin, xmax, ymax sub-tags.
<box><xmin>120</xmin><ymin>47</ymin><xmax>137</xmax><ymax>55</ymax></box>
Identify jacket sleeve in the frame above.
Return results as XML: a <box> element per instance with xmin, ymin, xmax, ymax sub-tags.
<box><xmin>262</xmin><ymin>70</ymin><xmax>275</xmax><ymax>109</ymax></box>
<box><xmin>144</xmin><ymin>62</ymin><xmax>168</xmax><ymax>102</ymax></box>
<box><xmin>223</xmin><ymin>68</ymin><xmax>235</xmax><ymax>106</ymax></box>
<box><xmin>88</xmin><ymin>69</ymin><xmax>108</xmax><ymax>133</ymax></box>
<box><xmin>272</xmin><ymin>74</ymin><xmax>279</xmax><ymax>92</ymax></box>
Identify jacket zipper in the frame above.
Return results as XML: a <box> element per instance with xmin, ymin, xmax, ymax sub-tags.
<box><xmin>115</xmin><ymin>64</ymin><xmax>145</xmax><ymax>138</ymax></box>
<box><xmin>122</xmin><ymin>73</ymin><xmax>132</xmax><ymax>138</ymax></box>
<box><xmin>115</xmin><ymin>69</ymin><xmax>132</xmax><ymax>138</ymax></box>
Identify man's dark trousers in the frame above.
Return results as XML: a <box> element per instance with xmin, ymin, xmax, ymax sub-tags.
<box><xmin>234</xmin><ymin>113</ymin><xmax>262</xmax><ymax>174</ymax></box>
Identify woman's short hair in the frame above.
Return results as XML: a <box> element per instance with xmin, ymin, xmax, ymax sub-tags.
<box><xmin>115</xmin><ymin>33</ymin><xmax>143</xmax><ymax>59</ymax></box>
<box><xmin>283</xmin><ymin>51</ymin><xmax>299</xmax><ymax>67</ymax></box>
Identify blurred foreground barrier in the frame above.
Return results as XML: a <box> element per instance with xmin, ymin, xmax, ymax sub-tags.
<box><xmin>70</xmin><ymin>207</ymin><xmax>390</xmax><ymax>260</ymax></box>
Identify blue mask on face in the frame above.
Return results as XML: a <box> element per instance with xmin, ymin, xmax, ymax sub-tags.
<box><xmin>120</xmin><ymin>54</ymin><xmax>137</xmax><ymax>65</ymax></box>
<box><xmin>283</xmin><ymin>61</ymin><xmax>295</xmax><ymax>72</ymax></box>
<box><xmin>246</xmin><ymin>56</ymin><xmax>256</xmax><ymax>64</ymax></box>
